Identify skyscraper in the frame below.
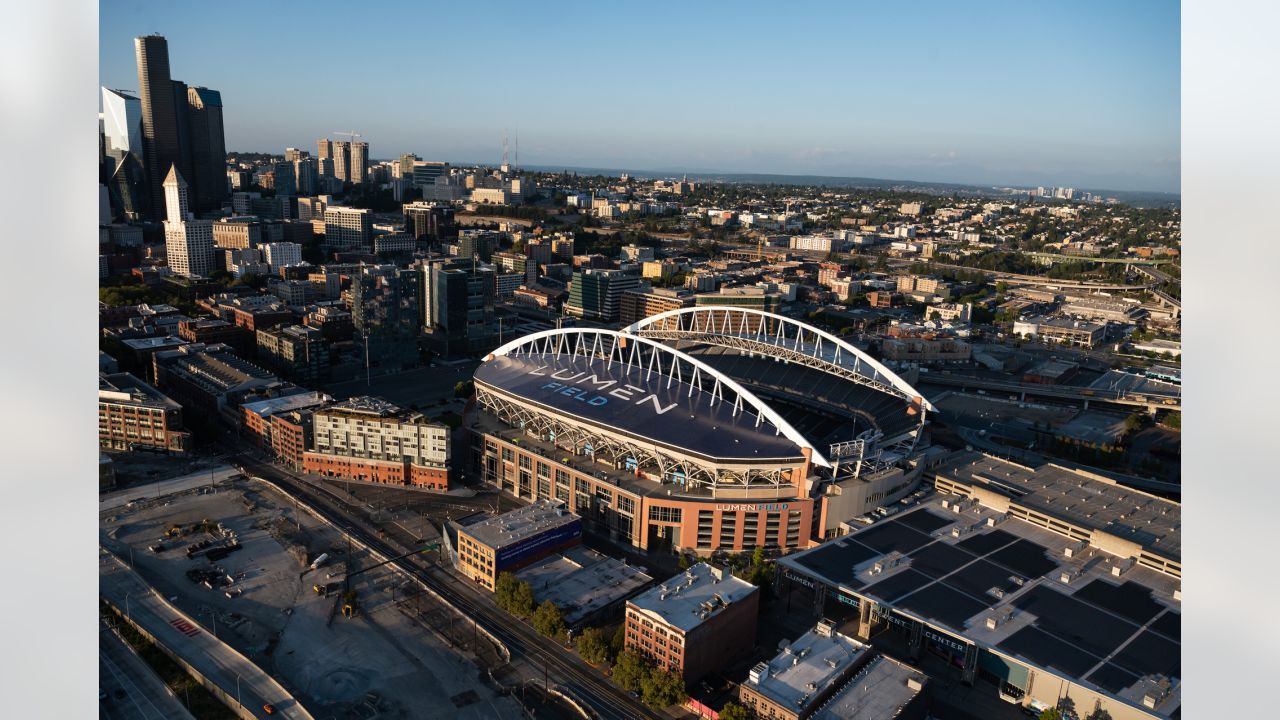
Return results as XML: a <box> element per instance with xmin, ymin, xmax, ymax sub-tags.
<box><xmin>100</xmin><ymin>87</ymin><xmax>150</xmax><ymax>221</ymax></box>
<box><xmin>316</xmin><ymin>138</ymin><xmax>333</xmax><ymax>166</ymax></box>
<box><xmin>162</xmin><ymin>166</ymin><xmax>214</xmax><ymax>277</ymax></box>
<box><xmin>293</xmin><ymin>156</ymin><xmax>318</xmax><ymax>196</ymax></box>
<box><xmin>421</xmin><ymin>259</ymin><xmax>497</xmax><ymax>355</ymax></box>
<box><xmin>100</xmin><ymin>87</ymin><xmax>144</xmax><ymax>164</ymax></box>
<box><xmin>331</xmin><ymin>140</ymin><xmax>350</xmax><ymax>183</ymax></box>
<box><xmin>135</xmin><ymin>35</ymin><xmax>183</xmax><ymax>218</ymax></box>
<box><xmin>349</xmin><ymin>141</ymin><xmax>369</xmax><ymax>184</ymax></box>
<box><xmin>185</xmin><ymin>86</ymin><xmax>227</xmax><ymax>214</ymax></box>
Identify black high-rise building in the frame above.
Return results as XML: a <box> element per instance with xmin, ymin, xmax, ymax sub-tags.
<box><xmin>135</xmin><ymin>35</ymin><xmax>184</xmax><ymax>220</ymax></box>
<box><xmin>134</xmin><ymin>35</ymin><xmax>226</xmax><ymax>218</ymax></box>
<box><xmin>186</xmin><ymin>87</ymin><xmax>227</xmax><ymax>213</ymax></box>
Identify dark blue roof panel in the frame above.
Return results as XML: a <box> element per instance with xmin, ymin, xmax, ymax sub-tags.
<box><xmin>476</xmin><ymin>353</ymin><xmax>807</xmax><ymax>463</ymax></box>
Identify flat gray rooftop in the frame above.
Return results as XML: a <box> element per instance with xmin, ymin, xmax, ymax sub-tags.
<box><xmin>515</xmin><ymin>545</ymin><xmax>653</xmax><ymax>625</ymax></box>
<box><xmin>935</xmin><ymin>451</ymin><xmax>1180</xmax><ymax>562</ymax></box>
<box><xmin>812</xmin><ymin>655</ymin><xmax>926</xmax><ymax>720</ymax></box>
<box><xmin>743</xmin><ymin>625</ymin><xmax>870</xmax><ymax>713</ymax></box>
<box><xmin>627</xmin><ymin>562</ymin><xmax>756</xmax><ymax>633</ymax></box>
<box><xmin>461</xmin><ymin>499</ymin><xmax>579</xmax><ymax>551</ymax></box>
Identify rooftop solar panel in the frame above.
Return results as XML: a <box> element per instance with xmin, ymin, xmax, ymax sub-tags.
<box><xmin>896</xmin><ymin>583</ymin><xmax>990</xmax><ymax>629</ymax></box>
<box><xmin>851</xmin><ymin>521</ymin><xmax>934</xmax><ymax>555</ymax></box>
<box><xmin>987</xmin><ymin>539</ymin><xmax>1057</xmax><ymax>580</ymax></box>
<box><xmin>896</xmin><ymin>508</ymin><xmax>953</xmax><ymax>534</ymax></box>
<box><xmin>1085</xmin><ymin>663</ymin><xmax>1141</xmax><ymax>695</ymax></box>
<box><xmin>996</xmin><ymin>626</ymin><xmax>1102</xmax><ymax>679</ymax></box>
<box><xmin>793</xmin><ymin>540</ymin><xmax>878</xmax><ymax>587</ymax></box>
<box><xmin>862</xmin><ymin>568</ymin><xmax>933</xmax><ymax>603</ymax></box>
<box><xmin>1072</xmin><ymin>579</ymin><xmax>1165</xmax><ymax>625</ymax></box>
<box><xmin>1111</xmin><ymin>630</ymin><xmax>1180</xmax><ymax>680</ymax></box>
<box><xmin>942</xmin><ymin>559</ymin><xmax>1025</xmax><ymax>599</ymax></box>
<box><xmin>956</xmin><ymin>528</ymin><xmax>1020</xmax><ymax>556</ymax></box>
<box><xmin>907</xmin><ymin>541</ymin><xmax>976</xmax><ymax>579</ymax></box>
<box><xmin>1149</xmin><ymin>610</ymin><xmax>1180</xmax><ymax>642</ymax></box>
<box><xmin>1012</xmin><ymin>586</ymin><xmax>1138</xmax><ymax>659</ymax></box>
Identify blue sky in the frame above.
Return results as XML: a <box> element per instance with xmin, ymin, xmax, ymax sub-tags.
<box><xmin>99</xmin><ymin>0</ymin><xmax>1180</xmax><ymax>193</ymax></box>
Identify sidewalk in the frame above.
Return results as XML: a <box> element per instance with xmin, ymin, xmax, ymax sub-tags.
<box><xmin>99</xmin><ymin>550</ymin><xmax>313</xmax><ymax>720</ymax></box>
<box><xmin>99</xmin><ymin>464</ymin><xmax>240</xmax><ymax>511</ymax></box>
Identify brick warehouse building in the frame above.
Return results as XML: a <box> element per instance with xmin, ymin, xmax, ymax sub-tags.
<box><xmin>303</xmin><ymin>396</ymin><xmax>451</xmax><ymax>490</ymax></box>
<box><xmin>624</xmin><ymin>562</ymin><xmax>758</xmax><ymax>682</ymax></box>
<box><xmin>464</xmin><ymin>309</ymin><xmax>932</xmax><ymax>557</ymax></box>
<box><xmin>455</xmin><ymin>499</ymin><xmax>583</xmax><ymax>591</ymax></box>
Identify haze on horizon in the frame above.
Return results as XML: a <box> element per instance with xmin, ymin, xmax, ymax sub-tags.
<box><xmin>99</xmin><ymin>0</ymin><xmax>1180</xmax><ymax>194</ymax></box>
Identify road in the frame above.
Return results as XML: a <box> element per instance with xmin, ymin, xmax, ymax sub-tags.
<box><xmin>100</xmin><ymin>464</ymin><xmax>240</xmax><ymax>511</ymax></box>
<box><xmin>99</xmin><ymin>620</ymin><xmax>196</xmax><ymax>720</ymax></box>
<box><xmin>99</xmin><ymin>551</ymin><xmax>313</xmax><ymax>720</ymax></box>
<box><xmin>233</xmin><ymin>453</ymin><xmax>659</xmax><ymax>720</ymax></box>
<box><xmin>917</xmin><ymin>371</ymin><xmax>1180</xmax><ymax>411</ymax></box>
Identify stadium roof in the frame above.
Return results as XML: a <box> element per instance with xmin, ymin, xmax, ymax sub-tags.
<box><xmin>475</xmin><ymin>351</ymin><xmax>809</xmax><ymax>465</ymax></box>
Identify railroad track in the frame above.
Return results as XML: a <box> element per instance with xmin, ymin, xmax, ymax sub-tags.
<box><xmin>235</xmin><ymin>455</ymin><xmax>656</xmax><ymax>720</ymax></box>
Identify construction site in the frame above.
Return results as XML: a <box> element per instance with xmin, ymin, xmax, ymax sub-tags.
<box><xmin>99</xmin><ymin>476</ymin><xmax>522</xmax><ymax>719</ymax></box>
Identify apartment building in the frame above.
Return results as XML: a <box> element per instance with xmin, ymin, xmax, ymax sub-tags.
<box><xmin>99</xmin><ymin>372</ymin><xmax>191</xmax><ymax>454</ymax></box>
<box><xmin>304</xmin><ymin>396</ymin><xmax>451</xmax><ymax>490</ymax></box>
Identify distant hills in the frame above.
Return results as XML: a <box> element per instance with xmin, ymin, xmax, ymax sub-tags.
<box><xmin>524</xmin><ymin>164</ymin><xmax>1180</xmax><ymax>209</ymax></box>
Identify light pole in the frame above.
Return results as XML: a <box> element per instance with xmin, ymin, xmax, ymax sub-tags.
<box><xmin>236</xmin><ymin>675</ymin><xmax>242</xmax><ymax>710</ymax></box>
<box><xmin>124</xmin><ymin>592</ymin><xmax>132</xmax><ymax>619</ymax></box>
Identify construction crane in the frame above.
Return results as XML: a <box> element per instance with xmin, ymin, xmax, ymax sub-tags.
<box><xmin>333</xmin><ymin>130</ymin><xmax>363</xmax><ymax>144</ymax></box>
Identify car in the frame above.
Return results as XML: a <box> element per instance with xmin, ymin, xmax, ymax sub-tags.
<box><xmin>263</xmin><ymin>703</ymin><xmax>276</xmax><ymax>715</ymax></box>
<box><xmin>99</xmin><ymin>688</ymin><xmax>107</xmax><ymax>702</ymax></box>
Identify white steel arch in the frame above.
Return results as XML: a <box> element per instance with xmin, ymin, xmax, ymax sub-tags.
<box><xmin>486</xmin><ymin>327</ymin><xmax>832</xmax><ymax>467</ymax></box>
<box><xmin>624</xmin><ymin>306</ymin><xmax>935</xmax><ymax>412</ymax></box>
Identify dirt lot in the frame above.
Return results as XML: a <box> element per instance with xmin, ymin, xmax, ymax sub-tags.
<box><xmin>100</xmin><ymin>479</ymin><xmax>520</xmax><ymax>719</ymax></box>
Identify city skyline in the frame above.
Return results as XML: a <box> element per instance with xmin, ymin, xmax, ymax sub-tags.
<box><xmin>99</xmin><ymin>0</ymin><xmax>1180</xmax><ymax>193</ymax></box>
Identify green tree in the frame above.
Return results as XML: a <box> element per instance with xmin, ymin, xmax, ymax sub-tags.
<box><xmin>495</xmin><ymin>572</ymin><xmax>535</xmax><ymax>618</ymax></box>
<box><xmin>719</xmin><ymin>702</ymin><xmax>750</xmax><ymax>720</ymax></box>
<box><xmin>612</xmin><ymin>650</ymin><xmax>648</xmax><ymax>692</ymax></box>
<box><xmin>609</xmin><ymin>624</ymin><xmax>627</xmax><ymax>660</ymax></box>
<box><xmin>532</xmin><ymin>600</ymin><xmax>565</xmax><ymax>638</ymax></box>
<box><xmin>575</xmin><ymin>627</ymin><xmax>609</xmax><ymax>665</ymax></box>
<box><xmin>454</xmin><ymin>380</ymin><xmax>475</xmax><ymax>398</ymax></box>
<box><xmin>751</xmin><ymin>545</ymin><xmax>765</xmax><ymax>567</ymax></box>
<box><xmin>641</xmin><ymin>667</ymin><xmax>688</xmax><ymax>710</ymax></box>
<box><xmin>1039</xmin><ymin>709</ymin><xmax>1063</xmax><ymax>720</ymax></box>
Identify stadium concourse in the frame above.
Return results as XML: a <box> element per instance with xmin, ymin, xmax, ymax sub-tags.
<box><xmin>464</xmin><ymin>308</ymin><xmax>934</xmax><ymax>557</ymax></box>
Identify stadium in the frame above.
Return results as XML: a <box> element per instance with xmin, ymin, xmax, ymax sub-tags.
<box><xmin>466</xmin><ymin>307</ymin><xmax>935</xmax><ymax>556</ymax></box>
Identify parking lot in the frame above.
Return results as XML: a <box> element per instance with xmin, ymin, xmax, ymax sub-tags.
<box><xmin>100</xmin><ymin>478</ymin><xmax>520</xmax><ymax>719</ymax></box>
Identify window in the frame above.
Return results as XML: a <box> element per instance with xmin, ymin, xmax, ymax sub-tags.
<box><xmin>648</xmin><ymin>506</ymin><xmax>682</xmax><ymax>524</ymax></box>
<box><xmin>617</xmin><ymin>496</ymin><xmax>636</xmax><ymax>516</ymax></box>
